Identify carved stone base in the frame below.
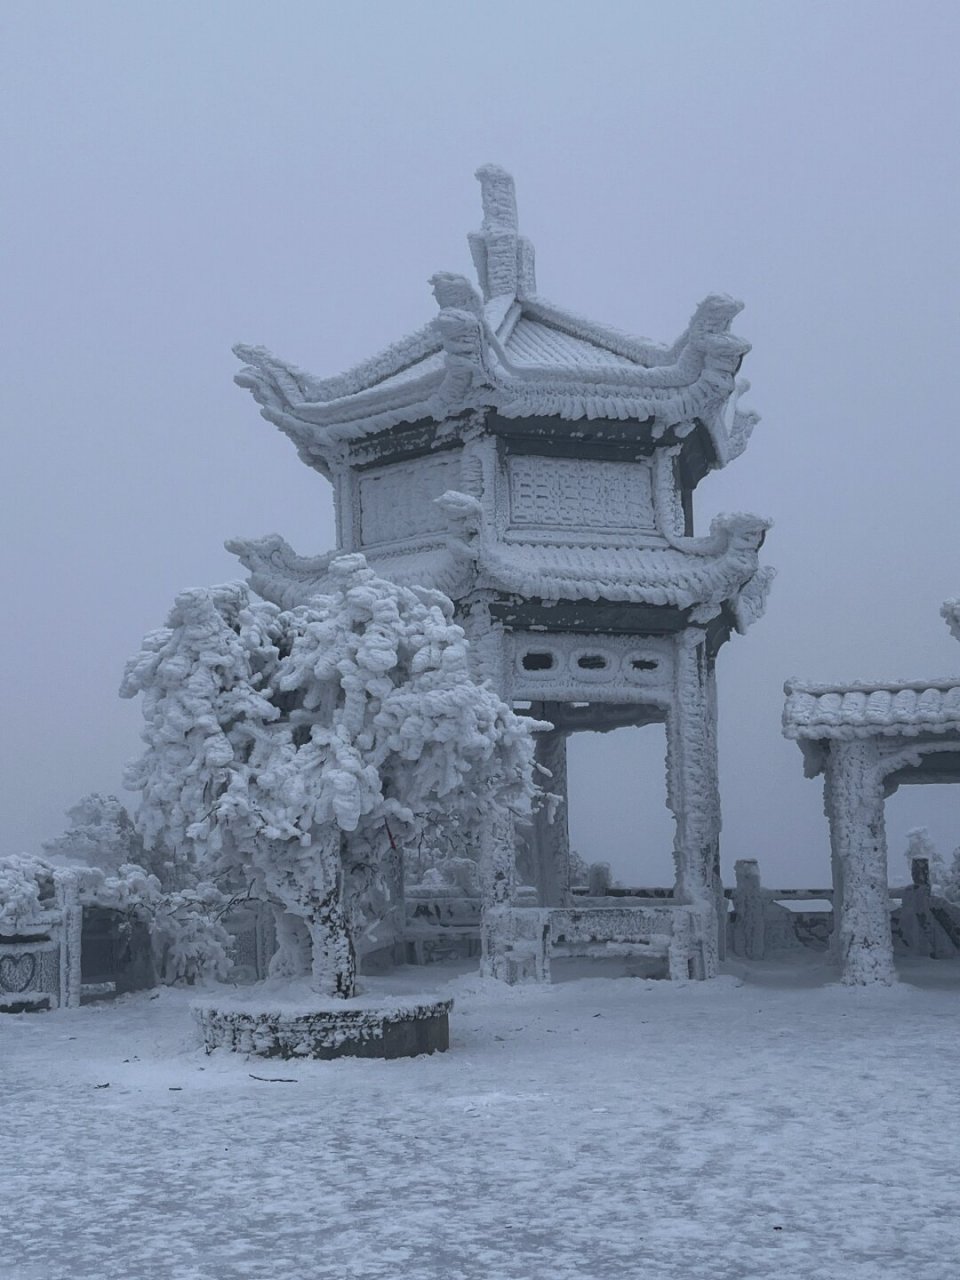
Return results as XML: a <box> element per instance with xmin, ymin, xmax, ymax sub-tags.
<box><xmin>193</xmin><ymin>996</ymin><xmax>453</xmax><ymax>1060</ymax></box>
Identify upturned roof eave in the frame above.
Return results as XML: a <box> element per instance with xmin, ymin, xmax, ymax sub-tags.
<box><xmin>783</xmin><ymin>718</ymin><xmax>960</xmax><ymax>743</ymax></box>
<box><xmin>229</xmin><ymin>511</ymin><xmax>772</xmax><ymax>621</ymax></box>
<box><xmin>241</xmin><ymin>347</ymin><xmax>746</xmax><ymax>467</ymax></box>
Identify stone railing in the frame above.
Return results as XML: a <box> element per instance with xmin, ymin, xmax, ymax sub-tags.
<box><xmin>0</xmin><ymin>871</ymin><xmax>82</xmax><ymax>1012</ymax></box>
<box><xmin>404</xmin><ymin>892</ymin><xmax>482</xmax><ymax>965</ymax></box>
<box><xmin>482</xmin><ymin>901</ymin><xmax>711</xmax><ymax>984</ymax></box>
<box><xmin>726</xmin><ymin>858</ymin><xmax>960</xmax><ymax>960</ymax></box>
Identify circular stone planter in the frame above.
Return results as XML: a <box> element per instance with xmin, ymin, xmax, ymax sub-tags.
<box><xmin>193</xmin><ymin>992</ymin><xmax>453</xmax><ymax>1060</ymax></box>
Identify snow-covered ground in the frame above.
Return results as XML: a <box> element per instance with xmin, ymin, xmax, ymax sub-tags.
<box><xmin>3</xmin><ymin>957</ymin><xmax>959</xmax><ymax>1280</ymax></box>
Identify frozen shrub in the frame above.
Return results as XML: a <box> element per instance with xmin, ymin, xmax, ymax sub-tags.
<box><xmin>150</xmin><ymin>883</ymin><xmax>234</xmax><ymax>985</ymax></box>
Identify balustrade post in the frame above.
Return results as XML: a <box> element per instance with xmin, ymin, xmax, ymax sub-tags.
<box><xmin>732</xmin><ymin>859</ymin><xmax>765</xmax><ymax>960</ymax></box>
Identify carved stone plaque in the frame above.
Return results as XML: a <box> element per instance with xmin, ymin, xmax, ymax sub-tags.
<box><xmin>507</xmin><ymin>456</ymin><xmax>656</xmax><ymax>534</ymax></box>
<box><xmin>359</xmin><ymin>454</ymin><xmax>462</xmax><ymax>547</ymax></box>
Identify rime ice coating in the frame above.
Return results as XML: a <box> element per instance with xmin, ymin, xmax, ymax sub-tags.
<box><xmin>120</xmin><ymin>557</ymin><xmax>540</xmax><ymax>997</ymax></box>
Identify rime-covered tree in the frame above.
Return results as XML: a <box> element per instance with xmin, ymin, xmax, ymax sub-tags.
<box><xmin>940</xmin><ymin>847</ymin><xmax>960</xmax><ymax>904</ymax></box>
<box><xmin>120</xmin><ymin>555</ymin><xmax>538</xmax><ymax>997</ymax></box>
<box><xmin>43</xmin><ymin>793</ymin><xmax>178</xmax><ymax>884</ymax></box>
<box><xmin>904</xmin><ymin>827</ymin><xmax>946</xmax><ymax>890</ymax></box>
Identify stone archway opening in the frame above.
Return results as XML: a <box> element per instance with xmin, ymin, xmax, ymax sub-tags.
<box><xmin>566</xmin><ymin>722</ymin><xmax>675</xmax><ymax>891</ymax></box>
<box><xmin>883</xmin><ymin>782</ymin><xmax>960</xmax><ymax>890</ymax></box>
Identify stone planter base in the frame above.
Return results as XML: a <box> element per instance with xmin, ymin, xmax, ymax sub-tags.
<box><xmin>0</xmin><ymin>993</ymin><xmax>51</xmax><ymax>1014</ymax></box>
<box><xmin>193</xmin><ymin>995</ymin><xmax>453</xmax><ymax>1060</ymax></box>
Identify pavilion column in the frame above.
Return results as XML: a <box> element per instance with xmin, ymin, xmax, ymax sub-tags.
<box><xmin>529</xmin><ymin>730</ymin><xmax>571</xmax><ymax>907</ymax></box>
<box><xmin>480</xmin><ymin>807</ymin><xmax>537</xmax><ymax>983</ymax></box>
<box><xmin>53</xmin><ymin>869</ymin><xmax>82</xmax><ymax>1009</ymax></box>
<box><xmin>666</xmin><ymin>632</ymin><xmax>722</xmax><ymax>974</ymax></box>
<box><xmin>458</xmin><ymin>599</ymin><xmax>508</xmax><ymax>691</ymax></box>
<box><xmin>824</xmin><ymin>740</ymin><xmax>896</xmax><ymax>984</ymax></box>
<box><xmin>478</xmin><ymin>809</ymin><xmax>518</xmax><ymax>911</ymax></box>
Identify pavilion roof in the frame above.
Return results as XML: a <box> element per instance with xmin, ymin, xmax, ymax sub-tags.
<box><xmin>784</xmin><ymin>603</ymin><xmax>960</xmax><ymax>747</ymax></box>
<box><xmin>227</xmin><ymin>511</ymin><xmax>772</xmax><ymax>626</ymax></box>
<box><xmin>783</xmin><ymin>678</ymin><xmax>960</xmax><ymax>743</ymax></box>
<box><xmin>234</xmin><ymin>166</ymin><xmax>758</xmax><ymax>477</ymax></box>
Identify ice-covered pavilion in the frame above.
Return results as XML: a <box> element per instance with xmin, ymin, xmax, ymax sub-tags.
<box><xmin>783</xmin><ymin>600</ymin><xmax>960</xmax><ymax>984</ymax></box>
<box><xmin>232</xmin><ymin>165</ymin><xmax>773</xmax><ymax>979</ymax></box>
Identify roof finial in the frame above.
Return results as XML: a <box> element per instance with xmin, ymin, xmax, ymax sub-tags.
<box><xmin>475</xmin><ymin>164</ymin><xmax>518</xmax><ymax>233</ymax></box>
<box><xmin>469</xmin><ymin>164</ymin><xmax>535</xmax><ymax>303</ymax></box>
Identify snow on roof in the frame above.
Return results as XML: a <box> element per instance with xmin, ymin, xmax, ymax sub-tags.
<box><xmin>504</xmin><ymin>317</ymin><xmax>640</xmax><ymax>371</ymax></box>
<box><xmin>234</xmin><ymin>166</ymin><xmax>758</xmax><ymax>476</ymax></box>
<box><xmin>784</xmin><ymin>603</ymin><xmax>960</xmax><ymax>744</ymax></box>
<box><xmin>467</xmin><ymin>515</ymin><xmax>770</xmax><ymax>612</ymax></box>
<box><xmin>228</xmin><ymin>512</ymin><xmax>773</xmax><ymax>622</ymax></box>
<box><xmin>783</xmin><ymin>678</ymin><xmax>960</xmax><ymax>742</ymax></box>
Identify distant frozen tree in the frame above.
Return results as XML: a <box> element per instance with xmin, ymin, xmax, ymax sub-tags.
<box><xmin>43</xmin><ymin>793</ymin><xmax>181</xmax><ymax>888</ymax></box>
<box><xmin>567</xmin><ymin>848</ymin><xmax>590</xmax><ymax>889</ymax></box>
<box><xmin>904</xmin><ymin>828</ymin><xmax>946</xmax><ymax>890</ymax></box>
<box><xmin>120</xmin><ymin>555</ymin><xmax>539</xmax><ymax>998</ymax></box>
<box><xmin>940</xmin><ymin>847</ymin><xmax>960</xmax><ymax>905</ymax></box>
<box><xmin>43</xmin><ymin>793</ymin><xmax>138</xmax><ymax>874</ymax></box>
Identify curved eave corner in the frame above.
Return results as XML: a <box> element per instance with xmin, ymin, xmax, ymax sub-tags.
<box><xmin>233</xmin><ymin>317</ymin><xmax>758</xmax><ymax>470</ymax></box>
<box><xmin>466</xmin><ymin>511</ymin><xmax>772</xmax><ymax>613</ymax></box>
<box><xmin>729</xmin><ymin>563</ymin><xmax>776</xmax><ymax>635</ymax></box>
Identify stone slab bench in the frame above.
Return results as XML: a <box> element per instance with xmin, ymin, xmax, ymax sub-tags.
<box><xmin>483</xmin><ymin>903</ymin><xmax>711</xmax><ymax>983</ymax></box>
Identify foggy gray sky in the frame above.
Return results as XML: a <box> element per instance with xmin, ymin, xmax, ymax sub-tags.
<box><xmin>3</xmin><ymin>0</ymin><xmax>958</xmax><ymax>887</ymax></box>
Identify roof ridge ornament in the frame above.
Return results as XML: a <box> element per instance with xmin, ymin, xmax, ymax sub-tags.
<box><xmin>941</xmin><ymin>598</ymin><xmax>960</xmax><ymax>645</ymax></box>
<box><xmin>429</xmin><ymin>272</ymin><xmax>483</xmax><ymax>314</ymax></box>
<box><xmin>468</xmin><ymin>164</ymin><xmax>537</xmax><ymax>303</ymax></box>
<box><xmin>476</xmin><ymin>164</ymin><xmax>519</xmax><ymax>232</ymax></box>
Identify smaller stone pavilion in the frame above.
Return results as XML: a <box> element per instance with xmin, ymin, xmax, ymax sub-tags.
<box><xmin>784</xmin><ymin>599</ymin><xmax>960</xmax><ymax>984</ymax></box>
<box><xmin>232</xmin><ymin>165</ymin><xmax>773</xmax><ymax>980</ymax></box>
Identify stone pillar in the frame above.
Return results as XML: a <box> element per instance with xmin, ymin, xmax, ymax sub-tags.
<box><xmin>529</xmin><ymin>730</ymin><xmax>571</xmax><ymax>906</ymax></box>
<box><xmin>54</xmin><ymin>869</ymin><xmax>82</xmax><ymax>1008</ymax></box>
<box><xmin>824</xmin><ymin>740</ymin><xmax>896</xmax><ymax>984</ymax></box>
<box><xmin>479</xmin><ymin>808</ymin><xmax>544</xmax><ymax>984</ymax></box>
<box><xmin>665</xmin><ymin>632</ymin><xmax>722</xmax><ymax>976</ymax></box>
<box><xmin>481</xmin><ymin>905</ymin><xmax>551</xmax><ymax>985</ymax></box>
<box><xmin>479</xmin><ymin>810</ymin><xmax>517</xmax><ymax>910</ymax></box>
<box><xmin>458</xmin><ymin>598</ymin><xmax>508</xmax><ymax>692</ymax></box>
<box><xmin>732</xmin><ymin>859</ymin><xmax>765</xmax><ymax>959</ymax></box>
<box><xmin>704</xmin><ymin>656</ymin><xmax>726</xmax><ymax>959</ymax></box>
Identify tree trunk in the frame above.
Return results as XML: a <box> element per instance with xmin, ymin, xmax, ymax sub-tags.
<box><xmin>305</xmin><ymin>832</ymin><xmax>357</xmax><ymax>998</ymax></box>
<box><xmin>307</xmin><ymin>890</ymin><xmax>357</xmax><ymax>998</ymax></box>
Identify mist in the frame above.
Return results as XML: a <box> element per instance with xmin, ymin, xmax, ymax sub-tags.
<box><xmin>3</xmin><ymin>0</ymin><xmax>958</xmax><ymax>888</ymax></box>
